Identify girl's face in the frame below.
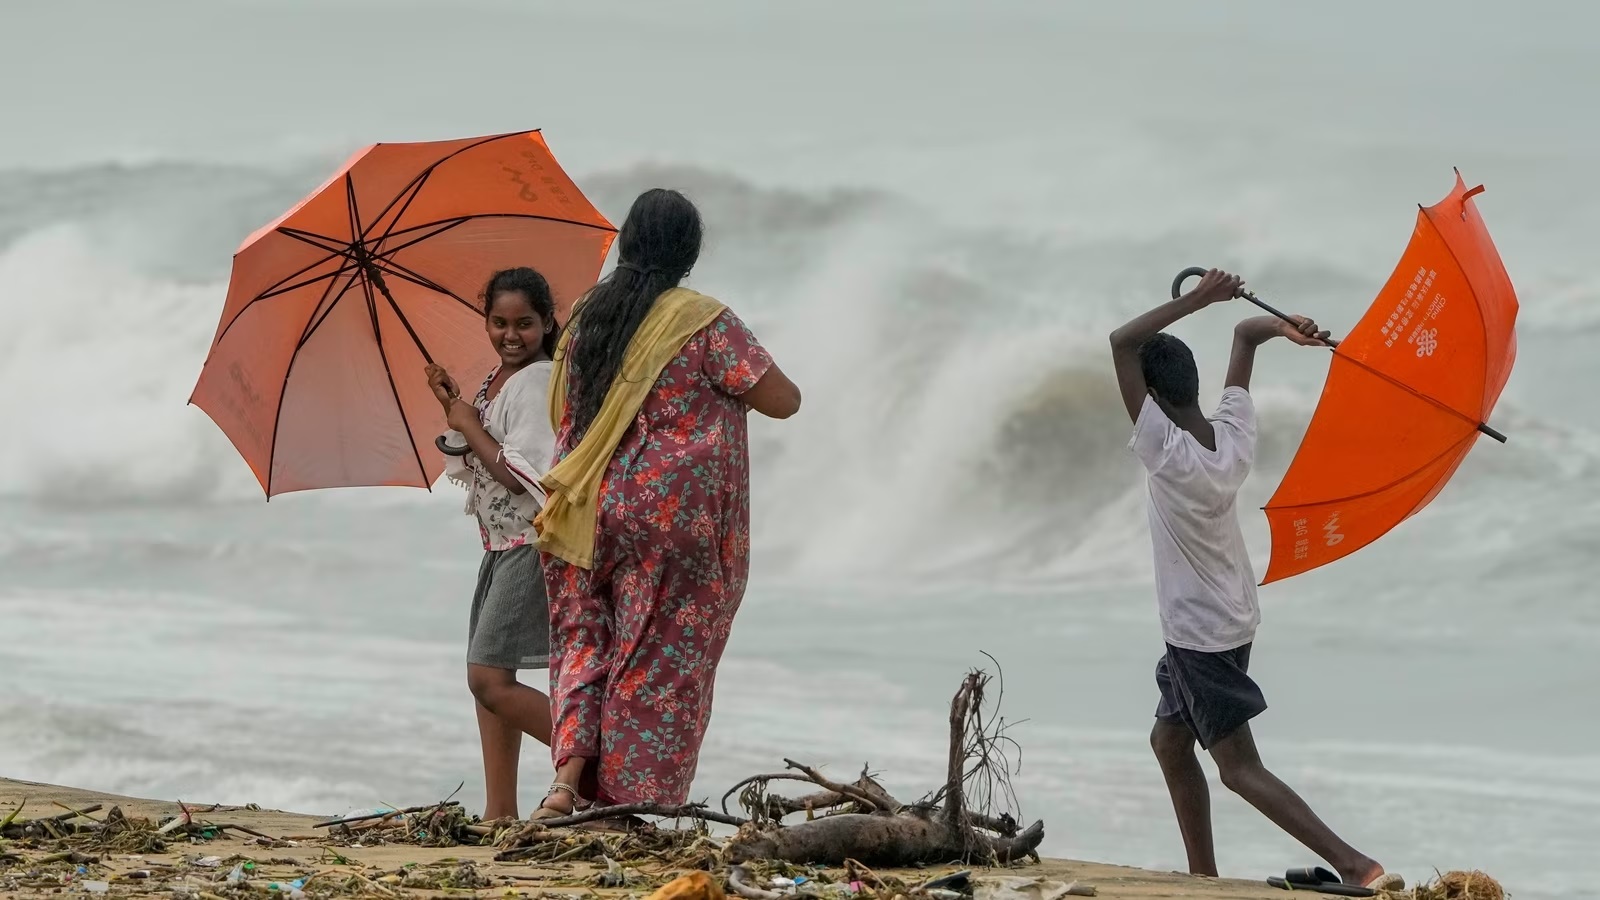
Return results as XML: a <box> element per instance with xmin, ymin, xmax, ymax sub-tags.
<box><xmin>485</xmin><ymin>290</ymin><xmax>549</xmax><ymax>367</ymax></box>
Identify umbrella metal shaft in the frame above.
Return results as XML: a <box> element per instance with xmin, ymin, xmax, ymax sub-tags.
<box><xmin>1170</xmin><ymin>267</ymin><xmax>1506</xmax><ymax>443</ymax></box>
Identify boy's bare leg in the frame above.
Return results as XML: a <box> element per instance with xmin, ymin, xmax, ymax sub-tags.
<box><xmin>1151</xmin><ymin>720</ymin><xmax>1217</xmax><ymax>876</ymax></box>
<box><xmin>1209</xmin><ymin>724</ymin><xmax>1384</xmax><ymax>886</ymax></box>
<box><xmin>475</xmin><ymin>701</ymin><xmax>522</xmax><ymax>820</ymax></box>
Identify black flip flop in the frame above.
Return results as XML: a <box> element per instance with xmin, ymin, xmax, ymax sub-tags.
<box><xmin>1266</xmin><ymin>867</ymin><xmax>1376</xmax><ymax>897</ymax></box>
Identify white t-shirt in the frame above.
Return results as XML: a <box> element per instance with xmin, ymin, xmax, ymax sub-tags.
<box><xmin>1128</xmin><ymin>386</ymin><xmax>1260</xmax><ymax>652</ymax></box>
<box><xmin>443</xmin><ymin>361</ymin><xmax>556</xmax><ymax>551</ymax></box>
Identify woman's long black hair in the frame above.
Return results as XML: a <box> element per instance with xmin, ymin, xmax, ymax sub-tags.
<box><xmin>565</xmin><ymin>188</ymin><xmax>703</xmax><ymax>437</ymax></box>
<box><xmin>483</xmin><ymin>266</ymin><xmax>559</xmax><ymax>360</ymax></box>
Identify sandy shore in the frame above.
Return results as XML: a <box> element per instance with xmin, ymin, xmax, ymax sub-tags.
<box><xmin>0</xmin><ymin>777</ymin><xmax>1314</xmax><ymax>900</ymax></box>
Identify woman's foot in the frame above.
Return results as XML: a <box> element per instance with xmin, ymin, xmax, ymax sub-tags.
<box><xmin>531</xmin><ymin>783</ymin><xmax>580</xmax><ymax>820</ymax></box>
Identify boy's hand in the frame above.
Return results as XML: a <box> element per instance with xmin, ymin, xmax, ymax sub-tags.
<box><xmin>1236</xmin><ymin>314</ymin><xmax>1332</xmax><ymax>347</ymax></box>
<box><xmin>1281</xmin><ymin>314</ymin><xmax>1332</xmax><ymax>347</ymax></box>
<box><xmin>1181</xmin><ymin>268</ymin><xmax>1246</xmax><ymax>308</ymax></box>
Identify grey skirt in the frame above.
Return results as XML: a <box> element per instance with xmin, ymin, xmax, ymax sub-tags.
<box><xmin>467</xmin><ymin>544</ymin><xmax>550</xmax><ymax>670</ymax></box>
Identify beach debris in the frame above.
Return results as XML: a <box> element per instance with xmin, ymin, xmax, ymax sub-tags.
<box><xmin>1411</xmin><ymin>870</ymin><xmax>1506</xmax><ymax>900</ymax></box>
<box><xmin>0</xmin><ymin>803</ymin><xmax>104</xmax><ymax>840</ymax></box>
<box><xmin>650</xmin><ymin>870</ymin><xmax>727</xmax><ymax>900</ymax></box>
<box><xmin>975</xmin><ymin>876</ymin><xmax>1097</xmax><ymax>900</ymax></box>
<box><xmin>723</xmin><ymin>668</ymin><xmax>1046</xmax><ymax>866</ymax></box>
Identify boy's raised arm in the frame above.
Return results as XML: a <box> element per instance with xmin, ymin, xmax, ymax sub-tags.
<box><xmin>1225</xmin><ymin>314</ymin><xmax>1332</xmax><ymax>392</ymax></box>
<box><xmin>1109</xmin><ymin>269</ymin><xmax>1242</xmax><ymax>421</ymax></box>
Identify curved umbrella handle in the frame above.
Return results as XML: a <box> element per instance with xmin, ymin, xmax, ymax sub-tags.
<box><xmin>433</xmin><ymin>379</ymin><xmax>474</xmax><ymax>456</ymax></box>
<box><xmin>1169</xmin><ymin>266</ymin><xmax>1211</xmax><ymax>301</ymax></box>
<box><xmin>435</xmin><ymin>434</ymin><xmax>472</xmax><ymax>457</ymax></box>
<box><xmin>1171</xmin><ymin>266</ymin><xmax>1342</xmax><ymax>349</ymax></box>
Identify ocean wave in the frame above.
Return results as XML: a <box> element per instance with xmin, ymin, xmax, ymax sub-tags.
<box><xmin>1</xmin><ymin>161</ymin><xmax>1592</xmax><ymax>576</ymax></box>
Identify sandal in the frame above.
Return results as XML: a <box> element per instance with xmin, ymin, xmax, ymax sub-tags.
<box><xmin>530</xmin><ymin>783</ymin><xmax>581</xmax><ymax>821</ymax></box>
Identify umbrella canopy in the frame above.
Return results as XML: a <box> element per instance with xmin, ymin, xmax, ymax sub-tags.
<box><xmin>1261</xmin><ymin>171</ymin><xmax>1518</xmax><ymax>583</ymax></box>
<box><xmin>190</xmin><ymin>130</ymin><xmax>616</xmax><ymax>497</ymax></box>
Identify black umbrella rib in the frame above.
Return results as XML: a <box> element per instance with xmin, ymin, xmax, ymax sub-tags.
<box><xmin>380</xmin><ymin>211</ymin><xmax>617</xmax><ymax>238</ymax></box>
<box><xmin>373</xmin><ymin>278</ymin><xmax>446</xmax><ymax>393</ymax></box>
<box><xmin>364</xmin><ymin>169</ymin><xmax>437</xmax><ymax>258</ymax></box>
<box><xmin>359</xmin><ymin>271</ymin><xmax>431</xmax><ymax>489</ymax></box>
<box><xmin>277</xmin><ymin>227</ymin><xmax>355</xmax><ymax>256</ymax></box>
<box><xmin>357</xmin><ymin>130</ymin><xmax>533</xmax><ymax>244</ymax></box>
<box><xmin>256</xmin><ymin>263</ymin><xmax>347</xmax><ymax>301</ymax></box>
<box><xmin>368</xmin><ymin>258</ymin><xmax>483</xmax><ymax>317</ymax></box>
<box><xmin>345</xmin><ymin>173</ymin><xmax>364</xmax><ymax>247</ymax></box>
<box><xmin>371</xmin><ymin>218</ymin><xmax>471</xmax><ymax>260</ymax></box>
<box><xmin>265</xmin><ymin>267</ymin><xmax>364</xmax><ymax>498</ymax></box>
<box><xmin>213</xmin><ymin>256</ymin><xmax>357</xmax><ymax>348</ymax></box>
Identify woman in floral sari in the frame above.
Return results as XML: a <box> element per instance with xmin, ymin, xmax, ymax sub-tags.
<box><xmin>534</xmin><ymin>189</ymin><xmax>800</xmax><ymax>820</ymax></box>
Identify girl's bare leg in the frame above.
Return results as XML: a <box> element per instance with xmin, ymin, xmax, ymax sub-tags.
<box><xmin>475</xmin><ymin>701</ymin><xmax>523</xmax><ymax>820</ymax></box>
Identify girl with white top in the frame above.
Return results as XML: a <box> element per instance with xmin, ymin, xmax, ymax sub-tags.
<box><xmin>425</xmin><ymin>266</ymin><xmax>559</xmax><ymax>821</ymax></box>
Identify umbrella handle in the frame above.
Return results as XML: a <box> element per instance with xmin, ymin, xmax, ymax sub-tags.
<box><xmin>1169</xmin><ymin>267</ymin><xmax>1508</xmax><ymax>444</ymax></box>
<box><xmin>1170</xmin><ymin>266</ymin><xmax>1341</xmax><ymax>348</ymax></box>
<box><xmin>435</xmin><ymin>382</ymin><xmax>471</xmax><ymax>456</ymax></box>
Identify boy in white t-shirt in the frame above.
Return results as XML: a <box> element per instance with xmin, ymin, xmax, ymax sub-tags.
<box><xmin>1109</xmin><ymin>269</ymin><xmax>1400</xmax><ymax>893</ymax></box>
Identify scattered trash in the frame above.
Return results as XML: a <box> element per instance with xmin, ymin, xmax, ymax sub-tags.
<box><xmin>921</xmin><ymin>871</ymin><xmax>973</xmax><ymax>892</ymax></box>
<box><xmin>224</xmin><ymin>863</ymin><xmax>247</xmax><ymax>885</ymax></box>
<box><xmin>646</xmin><ymin>870</ymin><xmax>725</xmax><ymax>900</ymax></box>
<box><xmin>975</xmin><ymin>876</ymin><xmax>1096</xmax><ymax>900</ymax></box>
<box><xmin>193</xmin><ymin>856</ymin><xmax>222</xmax><ymax>868</ymax></box>
<box><xmin>82</xmin><ymin>881</ymin><xmax>109</xmax><ymax>894</ymax></box>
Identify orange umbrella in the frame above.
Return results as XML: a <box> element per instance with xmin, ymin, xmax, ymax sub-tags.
<box><xmin>190</xmin><ymin>130</ymin><xmax>616</xmax><ymax>497</ymax></box>
<box><xmin>1172</xmin><ymin>170</ymin><xmax>1518</xmax><ymax>584</ymax></box>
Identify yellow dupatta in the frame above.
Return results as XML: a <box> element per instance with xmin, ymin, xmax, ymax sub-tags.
<box><xmin>535</xmin><ymin>287</ymin><xmax>726</xmax><ymax>569</ymax></box>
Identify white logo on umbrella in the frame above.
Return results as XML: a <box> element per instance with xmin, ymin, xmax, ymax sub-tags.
<box><xmin>1415</xmin><ymin>327</ymin><xmax>1439</xmax><ymax>357</ymax></box>
<box><xmin>1323</xmin><ymin>512</ymin><xmax>1345</xmax><ymax>547</ymax></box>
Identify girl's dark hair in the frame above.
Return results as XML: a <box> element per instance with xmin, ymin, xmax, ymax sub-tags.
<box><xmin>482</xmin><ymin>266</ymin><xmax>558</xmax><ymax>360</ymax></box>
<box><xmin>565</xmin><ymin>188</ymin><xmax>703</xmax><ymax>436</ymax></box>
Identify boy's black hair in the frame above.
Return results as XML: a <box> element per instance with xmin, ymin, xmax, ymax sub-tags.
<box><xmin>1138</xmin><ymin>332</ymin><xmax>1200</xmax><ymax>407</ymax></box>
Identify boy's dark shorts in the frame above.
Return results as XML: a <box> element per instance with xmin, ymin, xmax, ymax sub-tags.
<box><xmin>1154</xmin><ymin>642</ymin><xmax>1267</xmax><ymax>750</ymax></box>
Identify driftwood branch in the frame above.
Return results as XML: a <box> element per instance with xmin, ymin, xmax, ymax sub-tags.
<box><xmin>782</xmin><ymin>760</ymin><xmax>891</xmax><ymax>813</ymax></box>
<box><xmin>941</xmin><ymin>673</ymin><xmax>981</xmax><ymax>828</ymax></box>
<box><xmin>528</xmin><ymin>802</ymin><xmax>749</xmax><ymax>830</ymax></box>
<box><xmin>315</xmin><ymin>802</ymin><xmax>461</xmax><ymax>829</ymax></box>
<box><xmin>725</xmin><ymin>667</ymin><xmax>1045</xmax><ymax>866</ymax></box>
<box><xmin>720</xmin><ymin>773</ymin><xmax>822</xmax><ymax>816</ymax></box>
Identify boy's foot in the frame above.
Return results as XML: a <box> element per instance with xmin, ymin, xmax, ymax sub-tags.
<box><xmin>1341</xmin><ymin>860</ymin><xmax>1402</xmax><ymax>891</ymax></box>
